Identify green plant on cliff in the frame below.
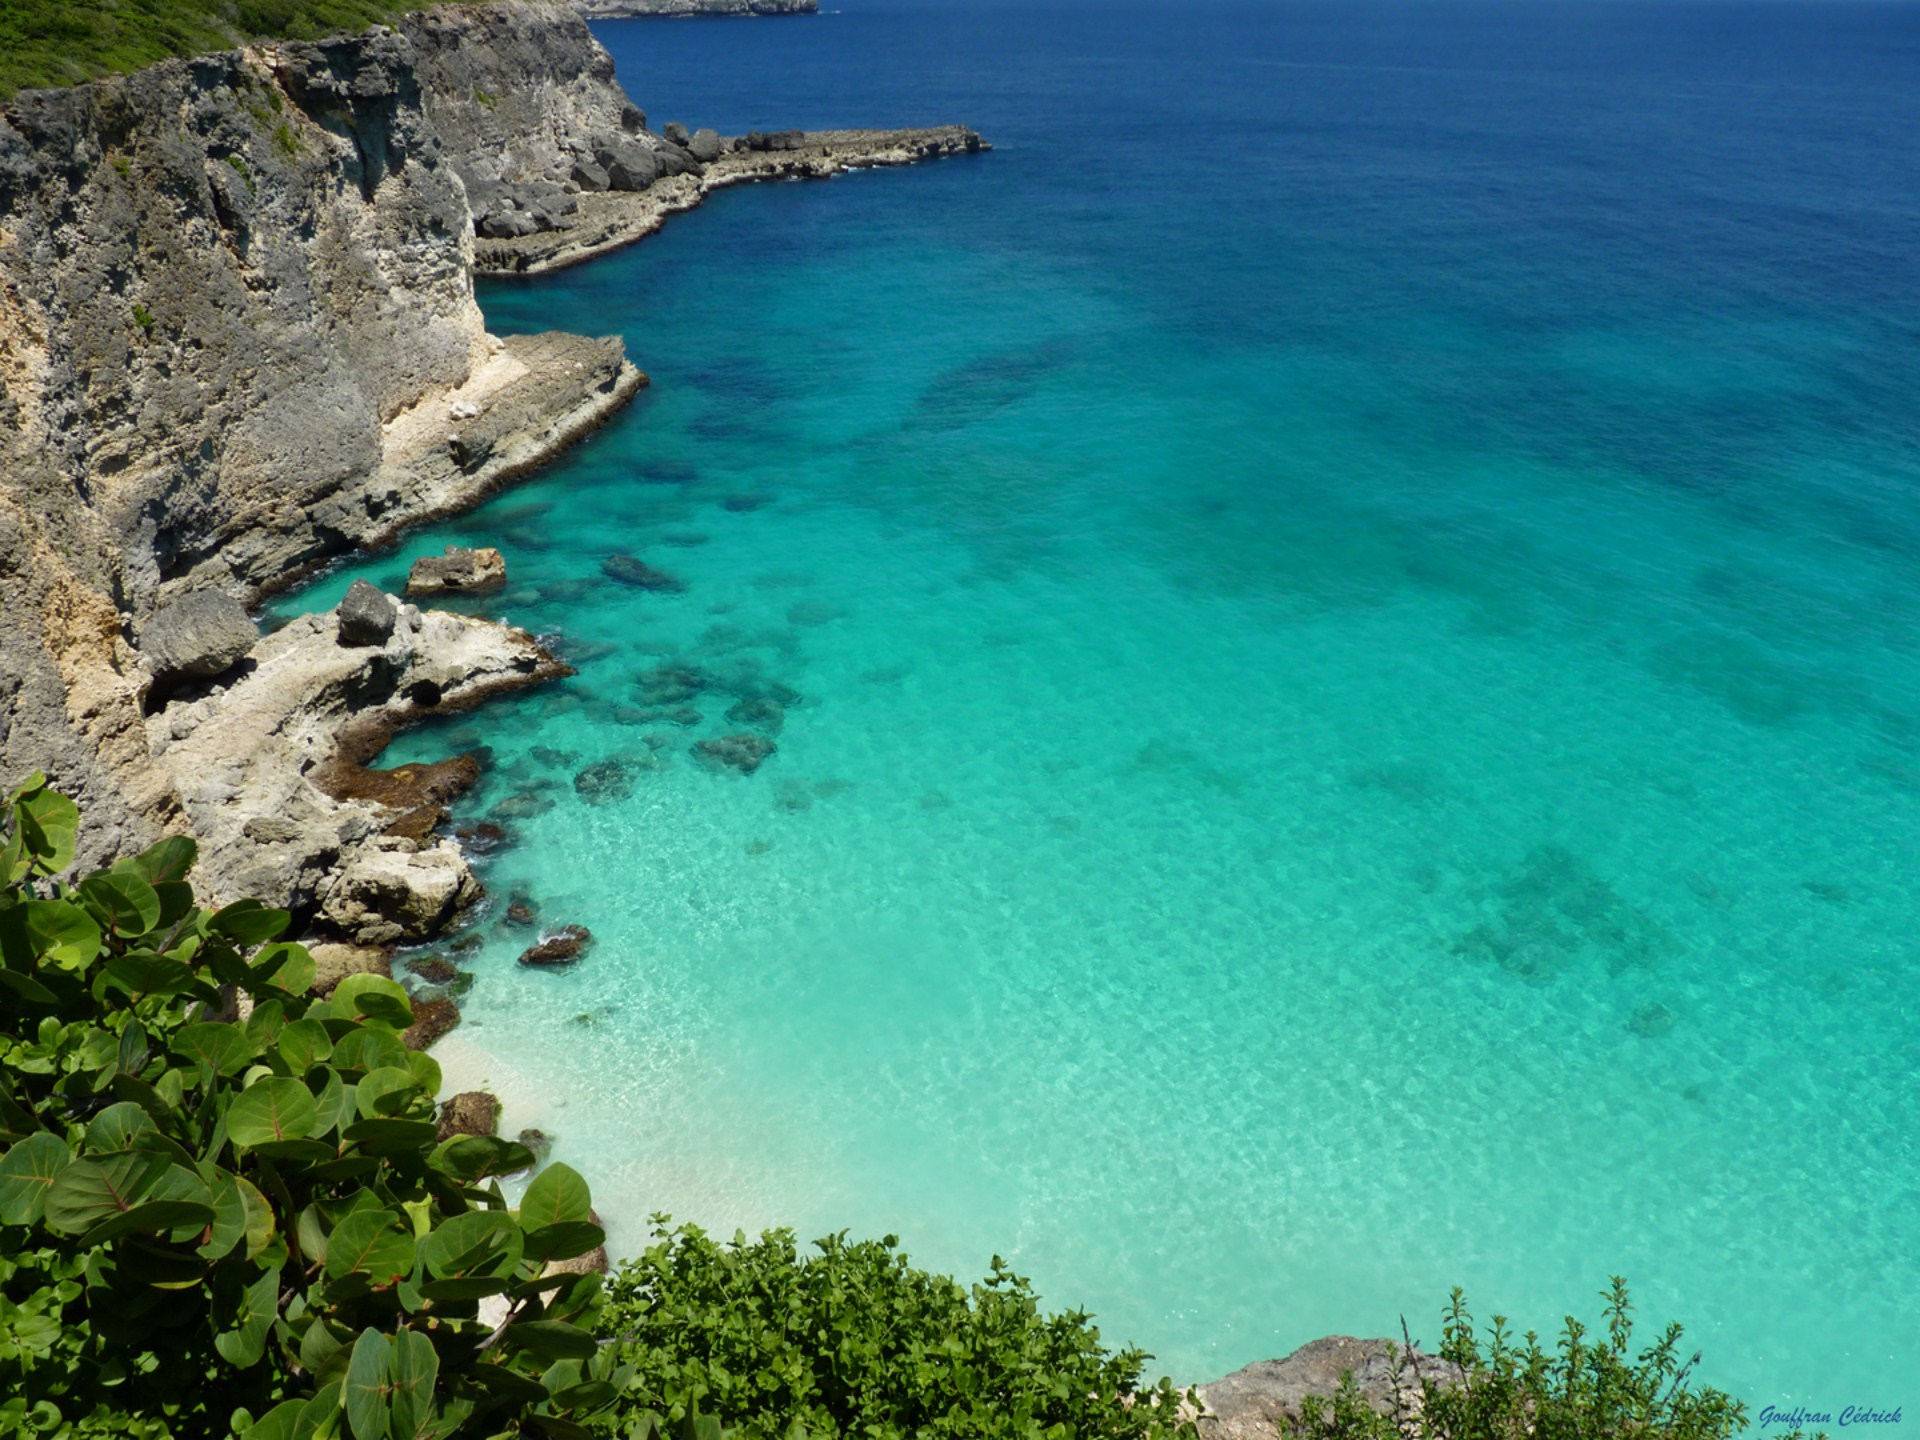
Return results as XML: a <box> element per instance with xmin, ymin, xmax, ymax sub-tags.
<box><xmin>0</xmin><ymin>775</ymin><xmax>623</xmax><ymax>1438</ymax></box>
<box><xmin>0</xmin><ymin>0</ymin><xmax>474</xmax><ymax>99</ymax></box>
<box><xmin>593</xmin><ymin>1222</ymin><xmax>1199</xmax><ymax>1440</ymax></box>
<box><xmin>1291</xmin><ymin>1279</ymin><xmax>1763</xmax><ymax>1440</ymax></box>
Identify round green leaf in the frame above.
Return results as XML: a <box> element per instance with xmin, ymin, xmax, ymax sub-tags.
<box><xmin>9</xmin><ymin>899</ymin><xmax>102</xmax><ymax>972</ymax></box>
<box><xmin>210</xmin><ymin>898</ymin><xmax>291</xmax><ymax>946</ymax></box>
<box><xmin>324</xmin><ymin>973</ymin><xmax>413</xmax><ymax>1027</ymax></box>
<box><xmin>278</xmin><ymin>1018</ymin><xmax>334</xmax><ymax>1073</ymax></box>
<box><xmin>423</xmin><ymin>1209</ymin><xmax>525</xmax><ymax>1280</ymax></box>
<box><xmin>43</xmin><ymin>1151</ymin><xmax>167</xmax><ymax>1233</ymax></box>
<box><xmin>0</xmin><ymin>1132</ymin><xmax>71</xmax><ymax>1225</ymax></box>
<box><xmin>79</xmin><ymin>870</ymin><xmax>162</xmax><ymax>938</ymax></box>
<box><xmin>343</xmin><ymin>1329</ymin><xmax>392</xmax><ymax>1440</ymax></box>
<box><xmin>227</xmin><ymin>1076</ymin><xmax>318</xmax><ymax>1148</ymax></box>
<box><xmin>78</xmin><ymin>1196</ymin><xmax>217</xmax><ymax>1248</ymax></box>
<box><xmin>120</xmin><ymin>833</ymin><xmax>197</xmax><ymax>885</ymax></box>
<box><xmin>173</xmin><ymin>1022</ymin><xmax>257</xmax><ymax>1077</ymax></box>
<box><xmin>324</xmin><ymin>1209</ymin><xmax>416</xmax><ymax>1285</ymax></box>
<box><xmin>519</xmin><ymin>1161</ymin><xmax>593</xmax><ymax>1230</ymax></box>
<box><xmin>84</xmin><ymin>1100</ymin><xmax>158</xmax><ymax>1154</ymax></box>
<box><xmin>15</xmin><ymin>785</ymin><xmax>79</xmax><ymax>874</ymax></box>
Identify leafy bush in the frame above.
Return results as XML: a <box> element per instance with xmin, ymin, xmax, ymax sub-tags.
<box><xmin>0</xmin><ymin>0</ymin><xmax>479</xmax><ymax>99</ymax></box>
<box><xmin>595</xmin><ymin>1222</ymin><xmax>1198</xmax><ymax>1440</ymax></box>
<box><xmin>0</xmin><ymin>774</ymin><xmax>622</xmax><ymax>1439</ymax></box>
<box><xmin>1292</xmin><ymin>1279</ymin><xmax>1768</xmax><ymax>1440</ymax></box>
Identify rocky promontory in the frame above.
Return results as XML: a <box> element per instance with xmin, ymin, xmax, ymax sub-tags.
<box><xmin>575</xmin><ymin>0</ymin><xmax>817</xmax><ymax>15</ymax></box>
<box><xmin>475</xmin><ymin>125</ymin><xmax>989</xmax><ymax>276</ymax></box>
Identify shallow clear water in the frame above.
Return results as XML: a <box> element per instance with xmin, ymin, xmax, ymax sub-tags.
<box><xmin>280</xmin><ymin>0</ymin><xmax>1920</xmax><ymax>1406</ymax></box>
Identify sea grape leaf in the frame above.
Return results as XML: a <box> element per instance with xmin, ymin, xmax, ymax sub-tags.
<box><xmin>423</xmin><ymin>1209</ymin><xmax>524</xmax><ymax>1279</ymax></box>
<box><xmin>520</xmin><ymin>1161</ymin><xmax>592</xmax><ymax>1230</ymax></box>
<box><xmin>227</xmin><ymin>1076</ymin><xmax>318</xmax><ymax>1148</ymax></box>
<box><xmin>84</xmin><ymin>1100</ymin><xmax>158</xmax><ymax>1154</ymax></box>
<box><xmin>78</xmin><ymin>870</ymin><xmax>162</xmax><ymax>938</ymax></box>
<box><xmin>324</xmin><ymin>973</ymin><xmax>413</xmax><ymax>1027</ymax></box>
<box><xmin>173</xmin><ymin>1021</ymin><xmax>256</xmax><ymax>1077</ymax></box>
<box><xmin>523</xmin><ymin>1220</ymin><xmax>606</xmax><ymax>1265</ymax></box>
<box><xmin>14</xmin><ymin>784</ymin><xmax>80</xmax><ymax>874</ymax></box>
<box><xmin>278</xmin><ymin>1017</ymin><xmax>334</xmax><ymax>1073</ymax></box>
<box><xmin>502</xmin><ymin>1318</ymin><xmax>597</xmax><ymax>1360</ymax></box>
<box><xmin>77</xmin><ymin>1196</ymin><xmax>217</xmax><ymax>1248</ymax></box>
<box><xmin>119</xmin><ymin>833</ymin><xmax>197</xmax><ymax>886</ymax></box>
<box><xmin>0</xmin><ymin>1132</ymin><xmax>71</xmax><ymax>1225</ymax></box>
<box><xmin>429</xmin><ymin>1134</ymin><xmax>535</xmax><ymax>1182</ymax></box>
<box><xmin>343</xmin><ymin>1328</ymin><xmax>392</xmax><ymax>1440</ymax></box>
<box><xmin>209</xmin><ymin>898</ymin><xmax>291</xmax><ymax>946</ymax></box>
<box><xmin>43</xmin><ymin>1151</ymin><xmax>168</xmax><ymax>1233</ymax></box>
<box><xmin>324</xmin><ymin>1209</ymin><xmax>416</xmax><ymax>1285</ymax></box>
<box><xmin>252</xmin><ymin>942</ymin><xmax>315</xmax><ymax>996</ymax></box>
<box><xmin>388</xmin><ymin>1327</ymin><xmax>439</xmax><ymax>1440</ymax></box>
<box><xmin>1</xmin><ymin>899</ymin><xmax>102</xmax><ymax>972</ymax></box>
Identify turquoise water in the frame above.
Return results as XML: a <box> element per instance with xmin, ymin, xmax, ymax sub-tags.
<box><xmin>282</xmin><ymin>0</ymin><xmax>1920</xmax><ymax>1407</ymax></box>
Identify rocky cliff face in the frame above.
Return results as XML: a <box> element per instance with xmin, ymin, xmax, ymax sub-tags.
<box><xmin>574</xmin><ymin>0</ymin><xmax>816</xmax><ymax>17</ymax></box>
<box><xmin>0</xmin><ymin>0</ymin><xmax>642</xmax><ymax>884</ymax></box>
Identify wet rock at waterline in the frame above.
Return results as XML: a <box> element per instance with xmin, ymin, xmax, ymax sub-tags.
<box><xmin>407</xmin><ymin>545</ymin><xmax>508</xmax><ymax>597</ymax></box>
<box><xmin>520</xmin><ymin>924</ymin><xmax>594</xmax><ymax>966</ymax></box>
<box><xmin>403</xmin><ymin>996</ymin><xmax>463</xmax><ymax>1050</ymax></box>
<box><xmin>1197</xmin><ymin>1337</ymin><xmax>1464</xmax><ymax>1440</ymax></box>
<box><xmin>437</xmin><ymin>1090</ymin><xmax>501</xmax><ymax>1141</ymax></box>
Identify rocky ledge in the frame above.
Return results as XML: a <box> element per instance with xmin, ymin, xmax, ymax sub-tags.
<box><xmin>475</xmin><ymin>126</ymin><xmax>989</xmax><ymax>276</ymax></box>
<box><xmin>576</xmin><ymin>0</ymin><xmax>816</xmax><ymax>13</ymax></box>
<box><xmin>148</xmin><ymin>595</ymin><xmax>571</xmax><ymax>944</ymax></box>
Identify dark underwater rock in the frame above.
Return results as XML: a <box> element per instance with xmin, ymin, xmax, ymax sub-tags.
<box><xmin>726</xmin><ymin>696</ymin><xmax>785</xmax><ymax>734</ymax></box>
<box><xmin>574</xmin><ymin>758</ymin><xmax>635</xmax><ymax>804</ymax></box>
<box><xmin>603</xmin><ymin>554</ymin><xmax>687</xmax><ymax>592</ymax></box>
<box><xmin>437</xmin><ymin>1091</ymin><xmax>500</xmax><ymax>1142</ymax></box>
<box><xmin>694</xmin><ymin>733</ymin><xmax>776</xmax><ymax>774</ymax></box>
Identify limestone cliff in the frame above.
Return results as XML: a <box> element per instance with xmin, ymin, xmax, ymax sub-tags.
<box><xmin>0</xmin><ymin>0</ymin><xmax>643</xmax><ymax>881</ymax></box>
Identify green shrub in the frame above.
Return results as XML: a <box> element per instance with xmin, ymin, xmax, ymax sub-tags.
<box><xmin>595</xmin><ymin>1222</ymin><xmax>1198</xmax><ymax>1440</ymax></box>
<box><xmin>0</xmin><ymin>775</ymin><xmax>623</xmax><ymax>1438</ymax></box>
<box><xmin>1292</xmin><ymin>1279</ymin><xmax>1775</xmax><ymax>1440</ymax></box>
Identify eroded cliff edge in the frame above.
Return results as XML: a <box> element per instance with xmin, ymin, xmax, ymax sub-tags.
<box><xmin>0</xmin><ymin>1</ymin><xmax>649</xmax><ymax>894</ymax></box>
<box><xmin>0</xmin><ymin>0</ymin><xmax>982</xmax><ymax>945</ymax></box>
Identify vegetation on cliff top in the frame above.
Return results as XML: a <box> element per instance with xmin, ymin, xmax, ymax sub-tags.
<box><xmin>0</xmin><ymin>0</ymin><xmax>462</xmax><ymax>100</ymax></box>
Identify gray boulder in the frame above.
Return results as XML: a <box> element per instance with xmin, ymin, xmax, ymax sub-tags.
<box><xmin>478</xmin><ymin>208</ymin><xmax>539</xmax><ymax>239</ymax></box>
<box><xmin>337</xmin><ymin>579</ymin><xmax>398</xmax><ymax>646</ymax></box>
<box><xmin>141</xmin><ymin>590</ymin><xmax>258</xmax><ymax>684</ymax></box>
<box><xmin>1197</xmin><ymin>1337</ymin><xmax>1462</xmax><ymax>1440</ymax></box>
<box><xmin>595</xmin><ymin>137</ymin><xmax>661</xmax><ymax>190</ymax></box>
<box><xmin>687</xmin><ymin>128</ymin><xmax>724</xmax><ymax>163</ymax></box>
<box><xmin>663</xmin><ymin>121</ymin><xmax>690</xmax><ymax>146</ymax></box>
<box><xmin>571</xmin><ymin>158</ymin><xmax>611</xmax><ymax>191</ymax></box>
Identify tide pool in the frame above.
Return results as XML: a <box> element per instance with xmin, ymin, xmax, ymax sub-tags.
<box><xmin>279</xmin><ymin>0</ymin><xmax>1920</xmax><ymax>1406</ymax></box>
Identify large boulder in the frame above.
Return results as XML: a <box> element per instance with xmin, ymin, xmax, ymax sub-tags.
<box><xmin>337</xmin><ymin>579</ymin><xmax>399</xmax><ymax>647</ymax></box>
<box><xmin>1197</xmin><ymin>1337</ymin><xmax>1463</xmax><ymax>1440</ymax></box>
<box><xmin>687</xmin><ymin>128</ymin><xmax>724</xmax><ymax>163</ymax></box>
<box><xmin>402</xmin><ymin>996</ymin><xmax>462</xmax><ymax>1050</ymax></box>
<box><xmin>662</xmin><ymin>121</ymin><xmax>690</xmax><ymax>146</ymax></box>
<box><xmin>595</xmin><ymin>136</ymin><xmax>662</xmax><ymax>191</ymax></box>
<box><xmin>307</xmin><ymin>942</ymin><xmax>392</xmax><ymax>998</ymax></box>
<box><xmin>406</xmin><ymin>546</ymin><xmax>507</xmax><ymax>597</ymax></box>
<box><xmin>141</xmin><ymin>591</ymin><xmax>258</xmax><ymax>684</ymax></box>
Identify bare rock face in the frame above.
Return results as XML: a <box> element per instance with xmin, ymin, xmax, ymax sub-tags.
<box><xmin>0</xmin><ymin>0</ymin><xmax>643</xmax><ymax>872</ymax></box>
<box><xmin>687</xmin><ymin>127</ymin><xmax>724</xmax><ymax>162</ymax></box>
<box><xmin>1197</xmin><ymin>1338</ymin><xmax>1463</xmax><ymax>1440</ymax></box>
<box><xmin>141</xmin><ymin>590</ymin><xmax>259</xmax><ymax>685</ymax></box>
<box><xmin>337</xmin><ymin>580</ymin><xmax>399</xmax><ymax>647</ymax></box>
<box><xmin>149</xmin><ymin>604</ymin><xmax>569</xmax><ymax>940</ymax></box>
<box><xmin>407</xmin><ymin>546</ymin><xmax>508</xmax><ymax>597</ymax></box>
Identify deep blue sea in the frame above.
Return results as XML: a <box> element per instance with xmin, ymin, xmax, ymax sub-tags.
<box><xmin>285</xmin><ymin>0</ymin><xmax>1920</xmax><ymax>1408</ymax></box>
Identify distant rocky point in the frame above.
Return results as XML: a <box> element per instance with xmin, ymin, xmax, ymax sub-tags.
<box><xmin>575</xmin><ymin>0</ymin><xmax>815</xmax><ymax>17</ymax></box>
